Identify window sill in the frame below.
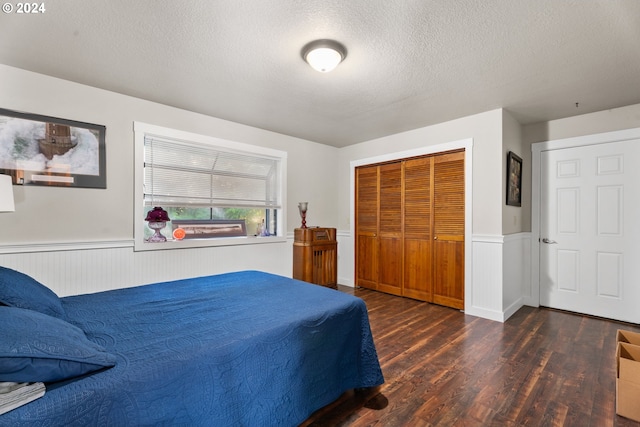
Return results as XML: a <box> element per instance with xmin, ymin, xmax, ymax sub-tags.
<box><xmin>134</xmin><ymin>235</ymin><xmax>286</xmax><ymax>252</ymax></box>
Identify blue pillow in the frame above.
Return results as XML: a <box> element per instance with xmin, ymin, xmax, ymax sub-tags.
<box><xmin>0</xmin><ymin>307</ymin><xmax>116</xmax><ymax>383</ymax></box>
<box><xmin>0</xmin><ymin>266</ymin><xmax>66</xmax><ymax>318</ymax></box>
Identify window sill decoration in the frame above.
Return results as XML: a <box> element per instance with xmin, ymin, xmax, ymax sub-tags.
<box><xmin>171</xmin><ymin>220</ymin><xmax>246</xmax><ymax>239</ymax></box>
<box><xmin>145</xmin><ymin>207</ymin><xmax>170</xmax><ymax>242</ymax></box>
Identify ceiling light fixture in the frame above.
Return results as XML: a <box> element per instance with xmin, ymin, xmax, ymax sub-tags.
<box><xmin>301</xmin><ymin>39</ymin><xmax>347</xmax><ymax>73</ymax></box>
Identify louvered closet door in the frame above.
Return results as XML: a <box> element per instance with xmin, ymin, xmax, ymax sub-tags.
<box><xmin>403</xmin><ymin>157</ymin><xmax>433</xmax><ymax>301</ymax></box>
<box><xmin>433</xmin><ymin>151</ymin><xmax>465</xmax><ymax>309</ymax></box>
<box><xmin>377</xmin><ymin>162</ymin><xmax>403</xmax><ymax>296</ymax></box>
<box><xmin>355</xmin><ymin>165</ymin><xmax>378</xmax><ymax>290</ymax></box>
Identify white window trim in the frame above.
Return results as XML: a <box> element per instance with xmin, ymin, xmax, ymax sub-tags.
<box><xmin>133</xmin><ymin>122</ymin><xmax>287</xmax><ymax>251</ymax></box>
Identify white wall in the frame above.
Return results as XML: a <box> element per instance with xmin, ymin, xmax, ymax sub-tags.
<box><xmin>337</xmin><ymin>108</ymin><xmax>504</xmax><ymax>236</ymax></box>
<box><xmin>0</xmin><ymin>64</ymin><xmax>521</xmax><ymax>321</ymax></box>
<box><xmin>4</xmin><ymin>62</ymin><xmax>638</xmax><ymax>321</ymax></box>
<box><xmin>499</xmin><ymin>110</ymin><xmax>529</xmax><ymax>318</ymax></box>
<box><xmin>502</xmin><ymin>109</ymin><xmax>528</xmax><ymax>234</ymax></box>
<box><xmin>523</xmin><ymin>103</ymin><xmax>640</xmax><ymax>145</ymax></box>
<box><xmin>0</xmin><ymin>64</ymin><xmax>339</xmax><ymax>295</ymax></box>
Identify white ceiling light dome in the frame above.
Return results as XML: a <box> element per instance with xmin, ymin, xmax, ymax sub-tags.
<box><xmin>301</xmin><ymin>40</ymin><xmax>347</xmax><ymax>73</ymax></box>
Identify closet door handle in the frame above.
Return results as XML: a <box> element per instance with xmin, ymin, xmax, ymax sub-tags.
<box><xmin>541</xmin><ymin>238</ymin><xmax>557</xmax><ymax>244</ymax></box>
<box><xmin>433</xmin><ymin>236</ymin><xmax>438</xmax><ymax>240</ymax></box>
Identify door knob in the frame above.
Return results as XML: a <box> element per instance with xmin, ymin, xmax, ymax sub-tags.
<box><xmin>541</xmin><ymin>238</ymin><xmax>557</xmax><ymax>244</ymax></box>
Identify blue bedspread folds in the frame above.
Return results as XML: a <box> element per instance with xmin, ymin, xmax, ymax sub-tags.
<box><xmin>0</xmin><ymin>270</ymin><xmax>383</xmax><ymax>427</ymax></box>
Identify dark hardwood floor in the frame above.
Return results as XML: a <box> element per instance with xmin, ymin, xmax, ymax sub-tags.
<box><xmin>302</xmin><ymin>286</ymin><xmax>640</xmax><ymax>427</ymax></box>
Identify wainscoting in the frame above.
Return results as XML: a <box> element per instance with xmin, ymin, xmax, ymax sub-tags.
<box><xmin>0</xmin><ymin>239</ymin><xmax>292</xmax><ymax>297</ymax></box>
<box><xmin>468</xmin><ymin>233</ymin><xmax>532</xmax><ymax>322</ymax></box>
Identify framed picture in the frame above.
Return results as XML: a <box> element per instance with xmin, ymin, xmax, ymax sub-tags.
<box><xmin>171</xmin><ymin>219</ymin><xmax>247</xmax><ymax>239</ymax></box>
<box><xmin>0</xmin><ymin>108</ymin><xmax>106</xmax><ymax>188</ymax></box>
<box><xmin>506</xmin><ymin>151</ymin><xmax>522</xmax><ymax>207</ymax></box>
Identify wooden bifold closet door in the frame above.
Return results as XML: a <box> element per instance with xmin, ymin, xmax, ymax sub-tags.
<box><xmin>355</xmin><ymin>150</ymin><xmax>464</xmax><ymax>310</ymax></box>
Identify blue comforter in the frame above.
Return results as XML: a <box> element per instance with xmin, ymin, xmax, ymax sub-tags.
<box><xmin>1</xmin><ymin>270</ymin><xmax>383</xmax><ymax>426</ymax></box>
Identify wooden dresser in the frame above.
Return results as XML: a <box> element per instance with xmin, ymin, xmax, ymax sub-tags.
<box><xmin>293</xmin><ymin>227</ymin><xmax>337</xmax><ymax>289</ymax></box>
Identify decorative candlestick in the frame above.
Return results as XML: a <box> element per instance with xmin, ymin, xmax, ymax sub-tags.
<box><xmin>298</xmin><ymin>202</ymin><xmax>308</xmax><ymax>229</ymax></box>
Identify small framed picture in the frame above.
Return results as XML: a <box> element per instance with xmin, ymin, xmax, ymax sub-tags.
<box><xmin>506</xmin><ymin>151</ymin><xmax>522</xmax><ymax>207</ymax></box>
<box><xmin>171</xmin><ymin>219</ymin><xmax>247</xmax><ymax>239</ymax></box>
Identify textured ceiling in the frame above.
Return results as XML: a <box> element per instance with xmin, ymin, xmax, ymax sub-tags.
<box><xmin>1</xmin><ymin>1</ymin><xmax>639</xmax><ymax>147</ymax></box>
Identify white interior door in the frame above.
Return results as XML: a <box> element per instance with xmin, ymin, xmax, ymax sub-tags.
<box><xmin>539</xmin><ymin>139</ymin><xmax>640</xmax><ymax>323</ymax></box>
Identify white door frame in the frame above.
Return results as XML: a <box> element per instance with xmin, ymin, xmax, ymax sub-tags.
<box><xmin>530</xmin><ymin>127</ymin><xmax>640</xmax><ymax>308</ymax></box>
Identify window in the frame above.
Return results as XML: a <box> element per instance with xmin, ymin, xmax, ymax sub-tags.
<box><xmin>134</xmin><ymin>122</ymin><xmax>287</xmax><ymax>251</ymax></box>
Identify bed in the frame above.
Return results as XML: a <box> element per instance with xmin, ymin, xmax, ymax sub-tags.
<box><xmin>0</xmin><ymin>267</ymin><xmax>384</xmax><ymax>426</ymax></box>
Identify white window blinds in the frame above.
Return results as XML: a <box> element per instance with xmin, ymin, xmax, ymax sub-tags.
<box><xmin>144</xmin><ymin>136</ymin><xmax>281</xmax><ymax>209</ymax></box>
